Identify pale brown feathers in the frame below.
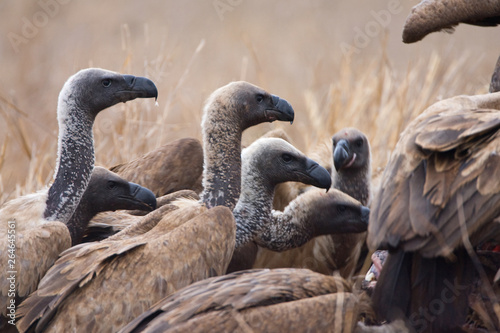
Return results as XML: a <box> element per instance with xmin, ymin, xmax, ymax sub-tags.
<box><xmin>17</xmin><ymin>205</ymin><xmax>235</xmax><ymax>333</ymax></box>
<box><xmin>118</xmin><ymin>268</ymin><xmax>363</xmax><ymax>333</ymax></box>
<box><xmin>368</xmin><ymin>92</ymin><xmax>500</xmax><ymax>258</ymax></box>
<box><xmin>402</xmin><ymin>0</ymin><xmax>500</xmax><ymax>43</ymax></box>
<box><xmin>111</xmin><ymin>138</ymin><xmax>204</xmax><ymax>196</ymax></box>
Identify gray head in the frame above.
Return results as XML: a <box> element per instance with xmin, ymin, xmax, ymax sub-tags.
<box><xmin>291</xmin><ymin>188</ymin><xmax>370</xmax><ymax>237</ymax></box>
<box><xmin>200</xmin><ymin>82</ymin><xmax>295</xmax><ymax>210</ymax></box>
<box><xmin>58</xmin><ymin>68</ymin><xmax>158</xmax><ymax>119</ymax></box>
<box><xmin>202</xmin><ymin>81</ymin><xmax>295</xmax><ymax>133</ymax></box>
<box><xmin>45</xmin><ymin>68</ymin><xmax>157</xmax><ymax>224</ymax></box>
<box><xmin>67</xmin><ymin>166</ymin><xmax>157</xmax><ymax>245</ymax></box>
<box><xmin>84</xmin><ymin>167</ymin><xmax>157</xmax><ymax>212</ymax></box>
<box><xmin>332</xmin><ymin>128</ymin><xmax>371</xmax><ymax>172</ymax></box>
<box><xmin>242</xmin><ymin>137</ymin><xmax>332</xmax><ymax>192</ymax></box>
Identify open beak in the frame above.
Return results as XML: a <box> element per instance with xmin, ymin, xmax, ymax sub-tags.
<box><xmin>266</xmin><ymin>94</ymin><xmax>295</xmax><ymax>124</ymax></box>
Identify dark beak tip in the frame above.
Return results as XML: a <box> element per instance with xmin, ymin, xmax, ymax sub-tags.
<box><xmin>127</xmin><ymin>75</ymin><xmax>158</xmax><ymax>99</ymax></box>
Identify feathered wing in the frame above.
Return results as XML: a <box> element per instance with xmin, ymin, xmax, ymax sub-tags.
<box><xmin>0</xmin><ymin>192</ymin><xmax>71</xmax><ymax>317</ymax></box>
<box><xmin>17</xmin><ymin>205</ymin><xmax>235</xmax><ymax>333</ymax></box>
<box><xmin>119</xmin><ymin>268</ymin><xmax>353</xmax><ymax>333</ymax></box>
<box><xmin>369</xmin><ymin>105</ymin><xmax>500</xmax><ymax>257</ymax></box>
<box><xmin>111</xmin><ymin>138</ymin><xmax>204</xmax><ymax>196</ymax></box>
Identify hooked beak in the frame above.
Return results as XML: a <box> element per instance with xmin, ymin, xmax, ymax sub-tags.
<box><xmin>305</xmin><ymin>159</ymin><xmax>332</xmax><ymax>192</ymax></box>
<box><xmin>120</xmin><ymin>75</ymin><xmax>159</xmax><ymax>101</ymax></box>
<box><xmin>125</xmin><ymin>182</ymin><xmax>157</xmax><ymax>211</ymax></box>
<box><xmin>266</xmin><ymin>94</ymin><xmax>295</xmax><ymax>124</ymax></box>
<box><xmin>333</xmin><ymin>139</ymin><xmax>355</xmax><ymax>171</ymax></box>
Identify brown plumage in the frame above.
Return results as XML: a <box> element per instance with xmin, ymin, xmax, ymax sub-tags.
<box><xmin>110</xmin><ymin>137</ymin><xmax>204</xmax><ymax>196</ymax></box>
<box><xmin>117</xmin><ymin>268</ymin><xmax>363</xmax><ymax>333</ymax></box>
<box><xmin>402</xmin><ymin>0</ymin><xmax>500</xmax><ymax>43</ymax></box>
<box><xmin>66</xmin><ymin>166</ymin><xmax>156</xmax><ymax>245</ymax></box>
<box><xmin>491</xmin><ymin>54</ymin><xmax>500</xmax><ymax>93</ymax></box>
<box><xmin>17</xmin><ymin>81</ymin><xmax>295</xmax><ymax>333</ymax></box>
<box><xmin>253</xmin><ymin>128</ymin><xmax>372</xmax><ymax>279</ymax></box>
<box><xmin>0</xmin><ymin>68</ymin><xmax>157</xmax><ymax>331</ymax></box>
<box><xmin>227</xmin><ymin>137</ymin><xmax>371</xmax><ymax>272</ymax></box>
<box><xmin>82</xmin><ymin>189</ymin><xmax>198</xmax><ymax>242</ymax></box>
<box><xmin>368</xmin><ymin>92</ymin><xmax>500</xmax><ymax>332</ymax></box>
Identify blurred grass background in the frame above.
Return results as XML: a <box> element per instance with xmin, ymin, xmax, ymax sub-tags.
<box><xmin>0</xmin><ymin>0</ymin><xmax>498</xmax><ymax>204</ymax></box>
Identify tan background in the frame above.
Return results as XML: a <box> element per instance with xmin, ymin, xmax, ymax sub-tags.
<box><xmin>0</xmin><ymin>0</ymin><xmax>498</xmax><ymax>202</ymax></box>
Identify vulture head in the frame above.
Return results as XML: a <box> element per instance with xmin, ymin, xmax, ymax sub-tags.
<box><xmin>242</xmin><ymin>137</ymin><xmax>332</xmax><ymax>192</ymax></box>
<box><xmin>202</xmin><ymin>81</ymin><xmax>294</xmax><ymax>132</ymax></box>
<box><xmin>332</xmin><ymin>127</ymin><xmax>371</xmax><ymax>172</ymax></box>
<box><xmin>60</xmin><ymin>68</ymin><xmax>158</xmax><ymax>119</ymax></box>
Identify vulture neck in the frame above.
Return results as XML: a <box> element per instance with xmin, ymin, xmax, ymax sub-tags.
<box><xmin>44</xmin><ymin>98</ymin><xmax>95</xmax><ymax>225</ymax></box>
<box><xmin>335</xmin><ymin>164</ymin><xmax>371</xmax><ymax>206</ymax></box>
<box><xmin>232</xmin><ymin>169</ymin><xmax>274</xmax><ymax>249</ymax></box>
<box><xmin>200</xmin><ymin>103</ymin><xmax>243</xmax><ymax>210</ymax></box>
<box><xmin>65</xmin><ymin>198</ymin><xmax>98</xmax><ymax>245</ymax></box>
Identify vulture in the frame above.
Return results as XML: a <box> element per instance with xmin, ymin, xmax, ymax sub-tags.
<box><xmin>17</xmin><ymin>81</ymin><xmax>296</xmax><ymax>333</ymax></box>
<box><xmin>0</xmin><ymin>68</ymin><xmax>157</xmax><ymax>329</ymax></box>
<box><xmin>66</xmin><ymin>166</ymin><xmax>156</xmax><ymax>245</ymax></box>
<box><xmin>118</xmin><ymin>268</ymin><xmax>410</xmax><ymax>333</ymax></box>
<box><xmin>491</xmin><ymin>54</ymin><xmax>500</xmax><ymax>94</ymax></box>
<box><xmin>82</xmin><ymin>189</ymin><xmax>198</xmax><ymax>243</ymax></box>
<box><xmin>368</xmin><ymin>91</ymin><xmax>500</xmax><ymax>332</ymax></box>
<box><xmin>402</xmin><ymin>0</ymin><xmax>500</xmax><ymax>44</ymax></box>
<box><xmin>110</xmin><ymin>137</ymin><xmax>204</xmax><ymax>196</ymax></box>
<box><xmin>228</xmin><ymin>137</ymin><xmax>370</xmax><ymax>272</ymax></box>
<box><xmin>253</xmin><ymin>128</ymin><xmax>372</xmax><ymax>279</ymax></box>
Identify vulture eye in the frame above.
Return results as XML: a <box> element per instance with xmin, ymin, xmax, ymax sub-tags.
<box><xmin>355</xmin><ymin>139</ymin><xmax>363</xmax><ymax>147</ymax></box>
<box><xmin>256</xmin><ymin>94</ymin><xmax>264</xmax><ymax>103</ymax></box>
<box><xmin>337</xmin><ymin>205</ymin><xmax>347</xmax><ymax>214</ymax></box>
<box><xmin>282</xmin><ymin>154</ymin><xmax>293</xmax><ymax>163</ymax></box>
<box><xmin>106</xmin><ymin>181</ymin><xmax>117</xmax><ymax>190</ymax></box>
<box><xmin>102</xmin><ymin>79</ymin><xmax>112</xmax><ymax>87</ymax></box>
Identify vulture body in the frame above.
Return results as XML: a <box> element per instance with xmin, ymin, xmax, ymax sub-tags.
<box><xmin>369</xmin><ymin>92</ymin><xmax>500</xmax><ymax>332</ymax></box>
<box><xmin>17</xmin><ymin>81</ymin><xmax>295</xmax><ymax>333</ymax></box>
<box><xmin>82</xmin><ymin>189</ymin><xmax>198</xmax><ymax>243</ymax></box>
<box><xmin>0</xmin><ymin>68</ymin><xmax>157</xmax><ymax>329</ymax></box>
<box><xmin>118</xmin><ymin>268</ymin><xmax>411</xmax><ymax>333</ymax></box>
<box><xmin>402</xmin><ymin>0</ymin><xmax>500</xmax><ymax>43</ymax></box>
<box><xmin>228</xmin><ymin>137</ymin><xmax>370</xmax><ymax>272</ymax></box>
<box><xmin>110</xmin><ymin>137</ymin><xmax>204</xmax><ymax>196</ymax></box>
<box><xmin>253</xmin><ymin>128</ymin><xmax>372</xmax><ymax>278</ymax></box>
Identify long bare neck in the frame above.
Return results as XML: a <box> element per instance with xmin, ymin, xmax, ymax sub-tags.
<box><xmin>334</xmin><ymin>164</ymin><xmax>371</xmax><ymax>206</ymax></box>
<box><xmin>233</xmin><ymin>169</ymin><xmax>274</xmax><ymax>249</ymax></box>
<box><xmin>44</xmin><ymin>100</ymin><xmax>95</xmax><ymax>224</ymax></box>
<box><xmin>200</xmin><ymin>103</ymin><xmax>243</xmax><ymax>210</ymax></box>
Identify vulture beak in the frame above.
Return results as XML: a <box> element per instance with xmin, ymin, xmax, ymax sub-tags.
<box><xmin>267</xmin><ymin>94</ymin><xmax>295</xmax><ymax>124</ymax></box>
<box><xmin>305</xmin><ymin>159</ymin><xmax>332</xmax><ymax>192</ymax></box>
<box><xmin>334</xmin><ymin>139</ymin><xmax>355</xmax><ymax>171</ymax></box>
<box><xmin>361</xmin><ymin>206</ymin><xmax>370</xmax><ymax>226</ymax></box>
<box><xmin>125</xmin><ymin>182</ymin><xmax>157</xmax><ymax>211</ymax></box>
<box><xmin>121</xmin><ymin>75</ymin><xmax>159</xmax><ymax>101</ymax></box>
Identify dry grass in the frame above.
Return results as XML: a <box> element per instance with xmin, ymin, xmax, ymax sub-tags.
<box><xmin>0</xmin><ymin>2</ymin><xmax>498</xmax><ymax>328</ymax></box>
<box><xmin>0</xmin><ymin>1</ymin><xmax>496</xmax><ymax>202</ymax></box>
